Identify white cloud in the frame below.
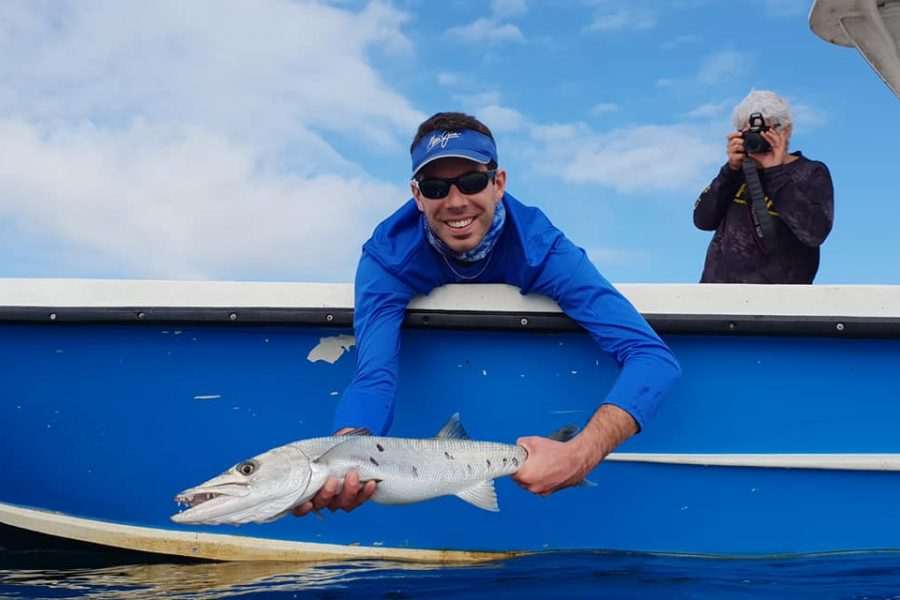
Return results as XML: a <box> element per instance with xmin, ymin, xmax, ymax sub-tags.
<box><xmin>790</xmin><ymin>103</ymin><xmax>829</xmax><ymax>132</ymax></box>
<box><xmin>445</xmin><ymin>0</ymin><xmax>527</xmax><ymax>45</ymax></box>
<box><xmin>528</xmin><ymin>122</ymin><xmax>721</xmax><ymax>193</ymax></box>
<box><xmin>0</xmin><ymin>117</ymin><xmax>403</xmax><ymax>280</ymax></box>
<box><xmin>585</xmin><ymin>7</ymin><xmax>656</xmax><ymax>32</ymax></box>
<box><xmin>476</xmin><ymin>105</ymin><xmax>527</xmax><ymax>132</ymax></box>
<box><xmin>697</xmin><ymin>51</ymin><xmax>747</xmax><ymax>85</ymax></box>
<box><xmin>685</xmin><ymin>100</ymin><xmax>734</xmax><ymax>119</ymax></box>
<box><xmin>661</xmin><ymin>35</ymin><xmax>700</xmax><ymax>50</ymax></box>
<box><xmin>656</xmin><ymin>51</ymin><xmax>750</xmax><ymax>89</ymax></box>
<box><xmin>491</xmin><ymin>0</ymin><xmax>528</xmax><ymax>18</ymax></box>
<box><xmin>464</xmin><ymin>92</ymin><xmax>505</xmax><ymax>107</ymax></box>
<box><xmin>446</xmin><ymin>18</ymin><xmax>524</xmax><ymax>44</ymax></box>
<box><xmin>0</xmin><ymin>0</ymin><xmax>423</xmax><ymax>280</ymax></box>
<box><xmin>438</xmin><ymin>72</ymin><xmax>466</xmax><ymax>86</ymax></box>
<box><xmin>589</xmin><ymin>102</ymin><xmax>620</xmax><ymax>116</ymax></box>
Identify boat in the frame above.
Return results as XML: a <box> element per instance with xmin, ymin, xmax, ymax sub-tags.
<box><xmin>809</xmin><ymin>0</ymin><xmax>900</xmax><ymax>98</ymax></box>
<box><xmin>3</xmin><ymin>0</ymin><xmax>898</xmax><ymax>565</ymax></box>
<box><xmin>3</xmin><ymin>278</ymin><xmax>900</xmax><ymax>561</ymax></box>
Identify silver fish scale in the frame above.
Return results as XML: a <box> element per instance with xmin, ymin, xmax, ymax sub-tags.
<box><xmin>298</xmin><ymin>436</ymin><xmax>527</xmax><ymax>505</ymax></box>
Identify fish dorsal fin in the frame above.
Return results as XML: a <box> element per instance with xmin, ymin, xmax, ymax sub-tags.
<box><xmin>548</xmin><ymin>425</ymin><xmax>578</xmax><ymax>442</ymax></box>
<box><xmin>456</xmin><ymin>480</ymin><xmax>499</xmax><ymax>512</ymax></box>
<box><xmin>435</xmin><ymin>413</ymin><xmax>469</xmax><ymax>440</ymax></box>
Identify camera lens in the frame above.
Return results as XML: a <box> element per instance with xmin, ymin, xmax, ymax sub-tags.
<box><xmin>742</xmin><ymin>131</ymin><xmax>771</xmax><ymax>153</ymax></box>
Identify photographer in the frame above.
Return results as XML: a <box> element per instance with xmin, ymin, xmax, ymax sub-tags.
<box><xmin>693</xmin><ymin>90</ymin><xmax>834</xmax><ymax>283</ymax></box>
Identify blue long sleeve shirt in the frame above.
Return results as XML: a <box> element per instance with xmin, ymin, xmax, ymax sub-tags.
<box><xmin>333</xmin><ymin>193</ymin><xmax>681</xmax><ymax>435</ymax></box>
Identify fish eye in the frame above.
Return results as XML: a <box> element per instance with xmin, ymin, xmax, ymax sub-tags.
<box><xmin>236</xmin><ymin>461</ymin><xmax>257</xmax><ymax>476</ymax></box>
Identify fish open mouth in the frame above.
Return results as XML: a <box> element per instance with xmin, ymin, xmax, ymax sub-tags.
<box><xmin>174</xmin><ymin>492</ymin><xmax>221</xmax><ymax>509</ymax></box>
<box><xmin>171</xmin><ymin>483</ymin><xmax>252</xmax><ymax>524</ymax></box>
<box><xmin>173</xmin><ymin>483</ymin><xmax>250</xmax><ymax>509</ymax></box>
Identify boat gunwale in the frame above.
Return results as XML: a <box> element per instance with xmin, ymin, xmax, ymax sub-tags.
<box><xmin>1</xmin><ymin>306</ymin><xmax>899</xmax><ymax>338</ymax></box>
<box><xmin>2</xmin><ymin>279</ymin><xmax>900</xmax><ymax>337</ymax></box>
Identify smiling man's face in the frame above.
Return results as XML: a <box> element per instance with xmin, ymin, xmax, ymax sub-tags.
<box><xmin>411</xmin><ymin>157</ymin><xmax>506</xmax><ymax>253</ymax></box>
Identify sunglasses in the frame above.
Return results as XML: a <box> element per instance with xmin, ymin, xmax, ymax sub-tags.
<box><xmin>414</xmin><ymin>170</ymin><xmax>497</xmax><ymax>200</ymax></box>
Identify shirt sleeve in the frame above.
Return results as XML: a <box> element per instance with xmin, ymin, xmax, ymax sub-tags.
<box><xmin>694</xmin><ymin>163</ymin><xmax>743</xmax><ymax>231</ymax></box>
<box><xmin>332</xmin><ymin>252</ymin><xmax>418</xmax><ymax>435</ymax></box>
<box><xmin>762</xmin><ymin>160</ymin><xmax>834</xmax><ymax>247</ymax></box>
<box><xmin>530</xmin><ymin>237</ymin><xmax>682</xmax><ymax>430</ymax></box>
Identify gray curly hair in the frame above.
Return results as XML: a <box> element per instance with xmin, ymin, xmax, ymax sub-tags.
<box><xmin>731</xmin><ymin>90</ymin><xmax>792</xmax><ymax>130</ymax></box>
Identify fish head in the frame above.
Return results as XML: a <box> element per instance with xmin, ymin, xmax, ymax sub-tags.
<box><xmin>171</xmin><ymin>444</ymin><xmax>318</xmax><ymax>525</ymax></box>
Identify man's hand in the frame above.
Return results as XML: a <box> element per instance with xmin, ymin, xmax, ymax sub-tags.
<box><xmin>291</xmin><ymin>470</ymin><xmax>377</xmax><ymax>517</ymax></box>
<box><xmin>291</xmin><ymin>427</ymin><xmax>377</xmax><ymax>517</ymax></box>
<box><xmin>512</xmin><ymin>404</ymin><xmax>638</xmax><ymax>497</ymax></box>
<box><xmin>513</xmin><ymin>435</ymin><xmax>593</xmax><ymax>496</ymax></box>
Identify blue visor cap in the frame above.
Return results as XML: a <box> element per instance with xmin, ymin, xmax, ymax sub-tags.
<box><xmin>411</xmin><ymin>129</ymin><xmax>498</xmax><ymax>176</ymax></box>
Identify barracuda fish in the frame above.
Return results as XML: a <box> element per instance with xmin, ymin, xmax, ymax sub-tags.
<box><xmin>172</xmin><ymin>414</ymin><xmax>577</xmax><ymax>525</ymax></box>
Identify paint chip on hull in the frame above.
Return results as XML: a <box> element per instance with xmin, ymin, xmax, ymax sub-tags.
<box><xmin>307</xmin><ymin>335</ymin><xmax>356</xmax><ymax>364</ymax></box>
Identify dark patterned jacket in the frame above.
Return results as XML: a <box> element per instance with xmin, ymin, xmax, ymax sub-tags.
<box><xmin>694</xmin><ymin>152</ymin><xmax>833</xmax><ymax>283</ymax></box>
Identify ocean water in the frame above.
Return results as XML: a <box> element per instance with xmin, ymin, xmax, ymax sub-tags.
<box><xmin>3</xmin><ymin>549</ymin><xmax>900</xmax><ymax>599</ymax></box>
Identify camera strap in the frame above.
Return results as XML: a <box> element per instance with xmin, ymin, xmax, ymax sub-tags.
<box><xmin>741</xmin><ymin>157</ymin><xmax>778</xmax><ymax>255</ymax></box>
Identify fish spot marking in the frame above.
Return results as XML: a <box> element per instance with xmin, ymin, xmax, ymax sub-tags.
<box><xmin>376</xmin><ymin>443</ymin><xmax>384</xmax><ymax>452</ymax></box>
<box><xmin>444</xmin><ymin>451</ymin><xmax>453</xmax><ymax>460</ymax></box>
<box><xmin>369</xmin><ymin>457</ymin><xmax>379</xmax><ymax>466</ymax></box>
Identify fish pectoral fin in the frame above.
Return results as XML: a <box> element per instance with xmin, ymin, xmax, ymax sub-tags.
<box><xmin>435</xmin><ymin>412</ymin><xmax>469</xmax><ymax>440</ymax></box>
<box><xmin>576</xmin><ymin>478</ymin><xmax>597</xmax><ymax>488</ymax></box>
<box><xmin>456</xmin><ymin>480</ymin><xmax>499</xmax><ymax>512</ymax></box>
<box><xmin>312</xmin><ymin>439</ymin><xmax>354</xmax><ymax>464</ymax></box>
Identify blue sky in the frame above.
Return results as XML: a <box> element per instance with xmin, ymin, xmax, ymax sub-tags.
<box><xmin>0</xmin><ymin>0</ymin><xmax>897</xmax><ymax>284</ymax></box>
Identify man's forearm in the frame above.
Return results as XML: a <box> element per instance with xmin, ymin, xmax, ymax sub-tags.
<box><xmin>574</xmin><ymin>404</ymin><xmax>639</xmax><ymax>468</ymax></box>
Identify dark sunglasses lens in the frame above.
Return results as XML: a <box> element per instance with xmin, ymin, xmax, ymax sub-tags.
<box><xmin>418</xmin><ymin>171</ymin><xmax>492</xmax><ymax>199</ymax></box>
<box><xmin>456</xmin><ymin>172</ymin><xmax>490</xmax><ymax>194</ymax></box>
<box><xmin>418</xmin><ymin>180</ymin><xmax>451</xmax><ymax>199</ymax></box>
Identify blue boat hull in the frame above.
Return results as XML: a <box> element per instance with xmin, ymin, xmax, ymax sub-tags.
<box><xmin>3</xmin><ymin>316</ymin><xmax>900</xmax><ymax>557</ymax></box>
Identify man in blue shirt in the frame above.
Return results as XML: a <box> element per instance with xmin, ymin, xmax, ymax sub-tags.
<box><xmin>293</xmin><ymin>112</ymin><xmax>681</xmax><ymax>517</ymax></box>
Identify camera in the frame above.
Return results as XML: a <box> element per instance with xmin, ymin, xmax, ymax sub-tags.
<box><xmin>741</xmin><ymin>112</ymin><xmax>771</xmax><ymax>153</ymax></box>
